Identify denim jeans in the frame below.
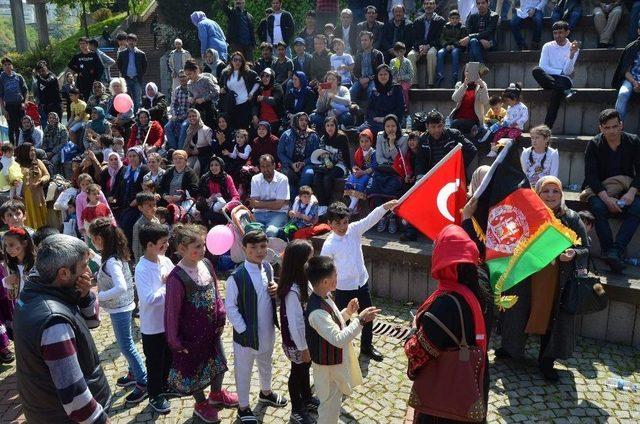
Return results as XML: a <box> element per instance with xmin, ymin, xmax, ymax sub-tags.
<box><xmin>164</xmin><ymin>118</ymin><xmax>186</xmax><ymax>150</ymax></box>
<box><xmin>510</xmin><ymin>10</ymin><xmax>544</xmax><ymax>48</ymax></box>
<box><xmin>615</xmin><ymin>80</ymin><xmax>637</xmax><ymax>120</ymax></box>
<box><xmin>309</xmin><ymin>111</ymin><xmax>353</xmax><ymax>129</ymax></box>
<box><xmin>110</xmin><ymin>311</ymin><xmax>147</xmax><ymax>386</ymax></box>
<box><xmin>283</xmin><ymin>164</ymin><xmax>315</xmax><ymax>199</ymax></box>
<box><xmin>349</xmin><ymin>80</ymin><xmax>375</xmax><ymax>101</ymax></box>
<box><xmin>589</xmin><ymin>195</ymin><xmax>640</xmax><ymax>253</ymax></box>
<box><xmin>436</xmin><ymin>47</ymin><xmax>461</xmax><ymax>80</ymax></box>
<box><xmin>551</xmin><ymin>6</ymin><xmax>583</xmax><ymax>30</ymax></box>
<box><xmin>253</xmin><ymin>211</ymin><xmax>288</xmax><ymax>237</ymax></box>
<box><xmin>490</xmin><ymin>0</ymin><xmax>512</xmax><ymax>19</ymax></box>
<box><xmin>629</xmin><ymin>1</ymin><xmax>640</xmax><ymax>42</ymax></box>
<box><xmin>124</xmin><ymin>76</ymin><xmax>143</xmax><ymax>113</ymax></box>
<box><xmin>467</xmin><ymin>37</ymin><xmax>493</xmax><ymax>64</ymax></box>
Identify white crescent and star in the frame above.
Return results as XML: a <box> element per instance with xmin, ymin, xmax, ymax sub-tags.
<box><xmin>436</xmin><ymin>179</ymin><xmax>460</xmax><ymax>222</ymax></box>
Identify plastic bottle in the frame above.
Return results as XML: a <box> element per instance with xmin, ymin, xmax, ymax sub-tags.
<box><xmin>445</xmin><ymin>117</ymin><xmax>451</xmax><ymax>128</ymax></box>
<box><xmin>406</xmin><ymin>114</ymin><xmax>413</xmax><ymax>130</ymax></box>
<box><xmin>606</xmin><ymin>377</ymin><xmax>639</xmax><ymax>392</ymax></box>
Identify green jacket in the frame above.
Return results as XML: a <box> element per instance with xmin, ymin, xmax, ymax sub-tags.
<box><xmin>440</xmin><ymin>23</ymin><xmax>468</xmax><ymax>48</ymax></box>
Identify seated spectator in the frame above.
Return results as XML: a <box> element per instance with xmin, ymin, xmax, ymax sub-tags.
<box><xmin>299</xmin><ymin>11</ymin><xmax>319</xmax><ymax>48</ymax></box>
<box><xmin>408</xmin><ymin>0</ymin><xmax>445</xmax><ymax>88</ymax></box>
<box><xmin>583</xmin><ymin>109</ymin><xmax>640</xmax><ymax>273</ymax></box>
<box><xmin>283</xmin><ymin>185</ymin><xmax>319</xmax><ymax>239</ymax></box>
<box><xmin>324</xmin><ymin>23</ymin><xmax>336</xmax><ymax>44</ymax></box>
<box><xmin>551</xmin><ymin>0</ymin><xmax>582</xmax><ymax>30</ymax></box>
<box><xmin>142</xmin><ymin>151</ymin><xmax>166</xmax><ymax>186</ymax></box>
<box><xmin>111</xmin><ymin>146</ymin><xmax>149</xmax><ymax>243</ymax></box>
<box><xmin>310</xmin><ymin>71</ymin><xmax>353</xmax><ymax>130</ymax></box>
<box><xmin>629</xmin><ymin>1</ymin><xmax>640</xmax><ymax>43</ymax></box>
<box><xmin>83</xmin><ymin>106</ymin><xmax>111</xmax><ymax>152</ymax></box>
<box><xmin>219</xmin><ymin>52</ymin><xmax>259</xmax><ymax>130</ymax></box>
<box><xmin>141</xmin><ymin>82</ymin><xmax>167</xmax><ymax>126</ymax></box>
<box><xmin>313</xmin><ymin>116</ymin><xmax>352</xmax><ymax>214</ymax></box>
<box><xmin>249</xmin><ymin>154</ymin><xmax>290</xmax><ymax>237</ymax></box>
<box><xmin>255</xmin><ymin>42</ymin><xmax>276</xmax><ymax>76</ymax></box>
<box><xmin>292</xmin><ymin>38</ymin><xmax>313</xmax><ymax>78</ymax></box>
<box><xmin>532</xmin><ymin>20</ymin><xmax>579</xmax><ymax>129</ymax></box>
<box><xmin>510</xmin><ymin>0</ymin><xmax>545</xmax><ymax>51</ymax></box>
<box><xmin>436</xmin><ymin>10</ymin><xmax>467</xmax><ymax>88</ymax></box>
<box><xmin>42</xmin><ymin>112</ymin><xmax>68</xmax><ymax>168</ymax></box>
<box><xmin>594</xmin><ymin>2</ymin><xmax>623</xmax><ymax>48</ymax></box>
<box><xmin>485</xmin><ymin>82</ymin><xmax>528</xmax><ymax>157</ymax></box>
<box><xmin>356</xmin><ymin>6</ymin><xmax>384</xmax><ymax>50</ymax></box>
<box><xmin>309</xmin><ymin>35</ymin><xmax>332</xmax><ymax>87</ymax></box>
<box><xmin>222</xmin><ymin>129</ymin><xmax>252</xmax><ymax>193</ymax></box>
<box><xmin>110</xmin><ymin>124</ymin><xmax>126</xmax><ymax>157</ymax></box>
<box><xmin>459</xmin><ymin>0</ymin><xmax>498</xmax><ymax>66</ymax></box>
<box><xmin>330</xmin><ymin>38</ymin><xmax>355</xmax><ymax>87</ymax></box>
<box><xmin>390</xmin><ymin>42</ymin><xmax>413</xmax><ymax>112</ymax></box>
<box><xmin>105</xmin><ymin>77</ymin><xmax>134</xmax><ymax>132</ymax></box>
<box><xmin>449</xmin><ymin>66</ymin><xmax>489</xmax><ymax>141</ymax></box>
<box><xmin>284</xmin><ymin>71</ymin><xmax>316</xmax><ymax>120</ymax></box>
<box><xmin>165</xmin><ymin>71</ymin><xmax>190</xmax><ymax>150</ymax></box>
<box><xmin>127</xmin><ymin>108</ymin><xmax>164</xmax><ymax>153</ymax></box>
<box><xmin>273</xmin><ymin>42</ymin><xmax>294</xmax><ymax>86</ymax></box>
<box><xmin>18</xmin><ymin>115</ymin><xmax>43</xmax><ymax>148</ymax></box>
<box><xmin>613</xmin><ymin>24</ymin><xmax>640</xmax><ymax>120</ymax></box>
<box><xmin>278</xmin><ymin>112</ymin><xmax>320</xmax><ymax>195</ymax></box>
<box><xmin>350</xmin><ymin>31</ymin><xmax>384</xmax><ymax>102</ymax></box>
<box><xmin>335</xmin><ymin>9</ymin><xmax>359</xmax><ymax>55</ymax></box>
<box><xmin>359</xmin><ymin>64</ymin><xmax>405</xmax><ymax>133</ymax></box>
<box><xmin>344</xmin><ymin>129</ymin><xmax>376</xmax><ymax>213</ymax></box>
<box><xmin>381</xmin><ymin>5</ymin><xmax>413</xmax><ymax>62</ymax></box>
<box><xmin>184</xmin><ymin>58</ymin><xmax>219</xmax><ymax>129</ymax></box>
<box><xmin>100</xmin><ymin>151</ymin><xmax>123</xmax><ymax>194</ymax></box>
<box><xmin>212</xmin><ymin>114</ymin><xmax>234</xmax><ymax>158</ymax></box>
<box><xmin>521</xmin><ymin>124</ymin><xmax>559</xmax><ymax>187</ymax></box>
<box><xmin>182</xmin><ymin>108</ymin><xmax>214</xmax><ymax>175</ymax></box>
<box><xmin>252</xmin><ymin>68</ymin><xmax>285</xmax><ymax>135</ymax></box>
<box><xmin>484</xmin><ymin>94</ymin><xmax>506</xmax><ymax>125</ymax></box>
<box><xmin>158</xmin><ymin>149</ymin><xmax>199</xmax><ymax>206</ymax></box>
<box><xmin>250</xmin><ymin>121</ymin><xmax>280</xmax><ymax>173</ymax></box>
<box><xmin>197</xmin><ymin>155</ymin><xmax>240</xmax><ymax>226</ymax></box>
<box><xmin>202</xmin><ymin>48</ymin><xmax>225</xmax><ymax>81</ymax></box>
<box><xmin>86</xmin><ymin>81</ymin><xmax>111</xmax><ymax>113</ymax></box>
<box><xmin>66</xmin><ymin>88</ymin><xmax>88</xmax><ymax>134</ymax></box>
<box><xmin>366</xmin><ymin>114</ymin><xmax>408</xmax><ymax>234</ymax></box>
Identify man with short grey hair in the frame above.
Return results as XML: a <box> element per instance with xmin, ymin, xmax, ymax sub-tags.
<box><xmin>167</xmin><ymin>38</ymin><xmax>192</xmax><ymax>96</ymax></box>
<box><xmin>13</xmin><ymin>235</ymin><xmax>111</xmax><ymax>423</ymax></box>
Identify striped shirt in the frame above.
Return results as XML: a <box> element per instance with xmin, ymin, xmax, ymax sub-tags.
<box><xmin>40</xmin><ymin>294</ymin><xmax>106</xmax><ymax>424</ymax></box>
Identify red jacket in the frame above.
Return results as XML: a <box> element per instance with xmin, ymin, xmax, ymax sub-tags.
<box><xmin>127</xmin><ymin>121</ymin><xmax>164</xmax><ymax>150</ymax></box>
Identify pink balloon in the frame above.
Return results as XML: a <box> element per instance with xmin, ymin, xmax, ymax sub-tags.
<box><xmin>113</xmin><ymin>93</ymin><xmax>133</xmax><ymax>113</ymax></box>
<box><xmin>206</xmin><ymin>225</ymin><xmax>235</xmax><ymax>255</ymax></box>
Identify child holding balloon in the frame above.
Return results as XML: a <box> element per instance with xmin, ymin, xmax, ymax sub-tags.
<box><xmin>164</xmin><ymin>224</ymin><xmax>238</xmax><ymax>423</ymax></box>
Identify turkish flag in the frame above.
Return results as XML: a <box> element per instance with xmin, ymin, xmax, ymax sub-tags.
<box><xmin>395</xmin><ymin>144</ymin><xmax>467</xmax><ymax>241</ymax></box>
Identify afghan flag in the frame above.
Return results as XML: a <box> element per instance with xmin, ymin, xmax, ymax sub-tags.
<box><xmin>395</xmin><ymin>144</ymin><xmax>467</xmax><ymax>240</ymax></box>
<box><xmin>472</xmin><ymin>139</ymin><xmax>579</xmax><ymax>309</ymax></box>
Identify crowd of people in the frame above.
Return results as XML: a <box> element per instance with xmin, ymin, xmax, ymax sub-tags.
<box><xmin>0</xmin><ymin>0</ymin><xmax>640</xmax><ymax>423</ymax></box>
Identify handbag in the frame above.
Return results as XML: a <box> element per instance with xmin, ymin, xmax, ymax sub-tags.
<box><xmin>407</xmin><ymin>294</ymin><xmax>486</xmax><ymax>422</ymax></box>
<box><xmin>561</xmin><ymin>255</ymin><xmax>609</xmax><ymax>315</ymax></box>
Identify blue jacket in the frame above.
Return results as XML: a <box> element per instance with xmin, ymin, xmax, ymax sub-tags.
<box><xmin>191</xmin><ymin>11</ymin><xmax>228</xmax><ymax>60</ymax></box>
<box><xmin>365</xmin><ymin>84</ymin><xmax>405</xmax><ymax>124</ymax></box>
<box><xmin>277</xmin><ymin>114</ymin><xmax>320</xmax><ymax>170</ymax></box>
<box><xmin>0</xmin><ymin>71</ymin><xmax>27</xmax><ymax>104</ymax></box>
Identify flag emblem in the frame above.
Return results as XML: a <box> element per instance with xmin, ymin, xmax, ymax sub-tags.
<box><xmin>486</xmin><ymin>205</ymin><xmax>530</xmax><ymax>254</ymax></box>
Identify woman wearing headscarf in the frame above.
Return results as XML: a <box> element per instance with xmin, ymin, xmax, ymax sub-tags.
<box><xmin>127</xmin><ymin>108</ymin><xmax>164</xmax><ymax>152</ymax></box>
<box><xmin>313</xmin><ymin>116</ymin><xmax>351</xmax><ymax>212</ymax></box>
<box><xmin>141</xmin><ymin>82</ymin><xmax>168</xmax><ymax>125</ymax></box>
<box><xmin>18</xmin><ymin>116</ymin><xmax>43</xmax><ymax>148</ymax></box>
<box><xmin>219</xmin><ymin>51</ymin><xmax>259</xmax><ymax>130</ymax></box>
<box><xmin>83</xmin><ymin>106</ymin><xmax>112</xmax><ymax>152</ymax></box>
<box><xmin>42</xmin><ymin>112</ymin><xmax>68</xmax><ymax>170</ymax></box>
<box><xmin>202</xmin><ymin>48</ymin><xmax>225</xmax><ymax>82</ymax></box>
<box><xmin>359</xmin><ymin>64</ymin><xmax>405</xmax><ymax>133</ymax></box>
<box><xmin>182</xmin><ymin>108</ymin><xmax>214</xmax><ymax>175</ymax></box>
<box><xmin>197</xmin><ymin>155</ymin><xmax>240</xmax><ymax>226</ymax></box>
<box><xmin>100</xmin><ymin>151</ymin><xmax>123</xmax><ymax>194</ymax></box>
<box><xmin>407</xmin><ymin>224</ymin><xmax>492</xmax><ymax>424</ymax></box>
<box><xmin>211</xmin><ymin>114</ymin><xmax>234</xmax><ymax>158</ymax></box>
<box><xmin>492</xmin><ymin>176</ymin><xmax>589</xmax><ymax>381</ymax></box>
<box><xmin>252</xmin><ymin>68</ymin><xmax>284</xmax><ymax>135</ymax></box>
<box><xmin>158</xmin><ymin>150</ymin><xmax>199</xmax><ymax>206</ymax></box>
<box><xmin>142</xmin><ymin>152</ymin><xmax>166</xmax><ymax>186</ymax></box>
<box><xmin>15</xmin><ymin>142</ymin><xmax>50</xmax><ymax>229</ymax></box>
<box><xmin>249</xmin><ymin>121</ymin><xmax>280</xmax><ymax>171</ymax></box>
<box><xmin>284</xmin><ymin>71</ymin><xmax>315</xmax><ymax>123</ymax></box>
<box><xmin>111</xmin><ymin>146</ymin><xmax>149</xmax><ymax>246</ymax></box>
<box><xmin>86</xmin><ymin>80</ymin><xmax>111</xmax><ymax>112</ymax></box>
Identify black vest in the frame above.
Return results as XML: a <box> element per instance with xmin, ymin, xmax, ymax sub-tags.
<box><xmin>13</xmin><ymin>278</ymin><xmax>111</xmax><ymax>423</ymax></box>
<box><xmin>305</xmin><ymin>293</ymin><xmax>343</xmax><ymax>365</ymax></box>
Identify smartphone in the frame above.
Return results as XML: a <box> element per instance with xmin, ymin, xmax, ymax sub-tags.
<box><xmin>466</xmin><ymin>62</ymin><xmax>480</xmax><ymax>82</ymax></box>
<box><xmin>319</xmin><ymin>82</ymin><xmax>331</xmax><ymax>90</ymax></box>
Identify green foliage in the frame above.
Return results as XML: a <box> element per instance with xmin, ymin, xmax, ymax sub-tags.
<box><xmin>0</xmin><ymin>18</ymin><xmax>38</xmax><ymax>56</ymax></box>
<box><xmin>92</xmin><ymin>7</ymin><xmax>113</xmax><ymax>22</ymax></box>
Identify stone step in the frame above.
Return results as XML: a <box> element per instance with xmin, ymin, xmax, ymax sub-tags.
<box><xmin>433</xmin><ymin>49</ymin><xmax>623</xmax><ymax>89</ymax></box>
<box><xmin>408</xmin><ymin>88</ymin><xmax>639</xmax><ymax>136</ymax></box>
<box><xmin>311</xmin><ymin>230</ymin><xmax>640</xmax><ymax>348</ymax></box>
<box><xmin>495</xmin><ymin>14</ymin><xmax>631</xmax><ymax>51</ymax></box>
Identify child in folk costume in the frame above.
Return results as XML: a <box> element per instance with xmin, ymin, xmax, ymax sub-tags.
<box><xmin>278</xmin><ymin>240</ymin><xmax>320</xmax><ymax>424</ymax></box>
<box><xmin>164</xmin><ymin>224</ymin><xmax>238</xmax><ymax>423</ymax></box>
<box><xmin>305</xmin><ymin>256</ymin><xmax>380</xmax><ymax>424</ymax></box>
<box><xmin>225</xmin><ymin>230</ymin><xmax>288</xmax><ymax>424</ymax></box>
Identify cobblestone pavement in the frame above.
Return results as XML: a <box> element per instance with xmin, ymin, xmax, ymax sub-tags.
<box><xmin>1</xmin><ymin>291</ymin><xmax>640</xmax><ymax>423</ymax></box>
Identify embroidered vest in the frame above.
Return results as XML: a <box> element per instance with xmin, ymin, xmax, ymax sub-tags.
<box><xmin>305</xmin><ymin>292</ymin><xmax>343</xmax><ymax>365</ymax></box>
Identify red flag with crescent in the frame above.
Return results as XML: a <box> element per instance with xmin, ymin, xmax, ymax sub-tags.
<box><xmin>395</xmin><ymin>144</ymin><xmax>466</xmax><ymax>241</ymax></box>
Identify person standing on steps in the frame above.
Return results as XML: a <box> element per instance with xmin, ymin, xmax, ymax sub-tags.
<box><xmin>190</xmin><ymin>11</ymin><xmax>228</xmax><ymax>61</ymax></box>
<box><xmin>68</xmin><ymin>37</ymin><xmax>105</xmax><ymax>101</ymax></box>
<box><xmin>117</xmin><ymin>34</ymin><xmax>148</xmax><ymax>114</ymax></box>
<box><xmin>267</xmin><ymin>0</ymin><xmax>295</xmax><ymax>57</ymax></box>
<box><xmin>223</xmin><ymin>0</ymin><xmax>256</xmax><ymax>61</ymax></box>
<box><xmin>531</xmin><ymin>20</ymin><xmax>579</xmax><ymax>129</ymax></box>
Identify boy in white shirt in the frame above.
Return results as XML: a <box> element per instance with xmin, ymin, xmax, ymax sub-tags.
<box><xmin>330</xmin><ymin>38</ymin><xmax>354</xmax><ymax>86</ymax></box>
<box><xmin>134</xmin><ymin>222</ymin><xmax>175</xmax><ymax>413</ymax></box>
<box><xmin>320</xmin><ymin>199</ymin><xmax>397</xmax><ymax>362</ymax></box>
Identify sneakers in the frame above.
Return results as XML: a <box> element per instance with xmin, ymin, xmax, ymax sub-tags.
<box><xmin>376</xmin><ymin>216</ymin><xmax>388</xmax><ymax>232</ymax></box>
<box><xmin>125</xmin><ymin>384</ymin><xmax>148</xmax><ymax>405</ymax></box>
<box><xmin>291</xmin><ymin>408</ymin><xmax>314</xmax><ymax>424</ymax></box>
<box><xmin>149</xmin><ymin>395</ymin><xmax>171</xmax><ymax>413</ymax></box>
<box><xmin>116</xmin><ymin>372</ymin><xmax>136</xmax><ymax>388</ymax></box>
<box><xmin>306</xmin><ymin>396</ymin><xmax>320</xmax><ymax>411</ymax></box>
<box><xmin>258</xmin><ymin>391</ymin><xmax>288</xmax><ymax>407</ymax></box>
<box><xmin>0</xmin><ymin>349</ymin><xmax>14</xmax><ymax>364</ymax></box>
<box><xmin>237</xmin><ymin>407</ymin><xmax>258</xmax><ymax>423</ymax></box>
<box><xmin>388</xmin><ymin>216</ymin><xmax>398</xmax><ymax>234</ymax></box>
<box><xmin>162</xmin><ymin>386</ymin><xmax>182</xmax><ymax>399</ymax></box>
<box><xmin>208</xmin><ymin>388</ymin><xmax>239</xmax><ymax>408</ymax></box>
<box><xmin>194</xmin><ymin>400</ymin><xmax>220</xmax><ymax>423</ymax></box>
<box><xmin>564</xmin><ymin>89</ymin><xmax>577</xmax><ymax>100</ymax></box>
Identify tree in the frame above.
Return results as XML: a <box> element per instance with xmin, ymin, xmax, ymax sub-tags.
<box><xmin>51</xmin><ymin>0</ymin><xmax>113</xmax><ymax>37</ymax></box>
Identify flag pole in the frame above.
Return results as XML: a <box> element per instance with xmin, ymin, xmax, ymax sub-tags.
<box><xmin>396</xmin><ymin>143</ymin><xmax>462</xmax><ymax>205</ymax></box>
<box><xmin>471</xmin><ymin>138</ymin><xmax>514</xmax><ymax>201</ymax></box>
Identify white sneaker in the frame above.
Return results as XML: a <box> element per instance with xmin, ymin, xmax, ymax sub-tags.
<box><xmin>318</xmin><ymin>206</ymin><xmax>328</xmax><ymax>216</ymax></box>
<box><xmin>486</xmin><ymin>150</ymin><xmax>497</xmax><ymax>158</ymax></box>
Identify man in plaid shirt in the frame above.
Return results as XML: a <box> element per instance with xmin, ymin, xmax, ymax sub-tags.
<box><xmin>164</xmin><ymin>71</ymin><xmax>190</xmax><ymax>150</ymax></box>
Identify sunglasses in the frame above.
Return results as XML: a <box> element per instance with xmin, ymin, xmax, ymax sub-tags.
<box><xmin>232</xmin><ymin>57</ymin><xmax>242</xmax><ymax>62</ymax></box>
